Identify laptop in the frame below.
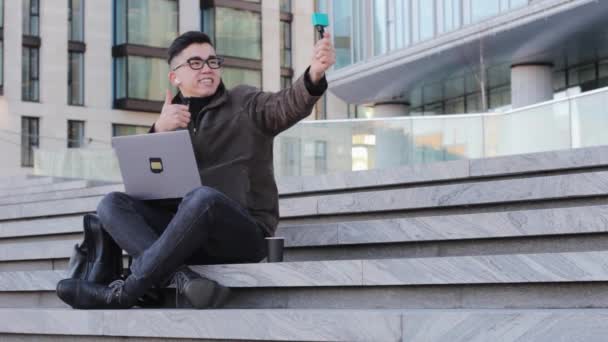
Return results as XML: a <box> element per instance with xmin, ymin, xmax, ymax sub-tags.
<box><xmin>112</xmin><ymin>129</ymin><xmax>202</xmax><ymax>200</ymax></box>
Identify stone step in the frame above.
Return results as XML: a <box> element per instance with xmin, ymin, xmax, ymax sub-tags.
<box><xmin>279</xmin><ymin>204</ymin><xmax>608</xmax><ymax>247</ymax></box>
<box><xmin>4</xmin><ymin>252</ymin><xmax>608</xmax><ymax>310</ymax></box>
<box><xmin>0</xmin><ymin>175</ymin><xmax>31</xmax><ymax>187</ymax></box>
<box><xmin>1</xmin><ymin>308</ymin><xmax>608</xmax><ymax>341</ymax></box>
<box><xmin>0</xmin><ymin>184</ymin><xmax>124</xmax><ymax>206</ymax></box>
<box><xmin>0</xmin><ymin>179</ymin><xmax>90</xmax><ymax>199</ymax></box>
<box><xmin>4</xmin><ymin>251</ymin><xmax>608</xmax><ymax>291</ymax></box>
<box><xmin>0</xmin><ymin>215</ymin><xmax>82</xmax><ymax>239</ymax></box>
<box><xmin>281</xmin><ymin>170</ymin><xmax>608</xmax><ymax>217</ymax></box>
<box><xmin>2</xmin><ymin>230</ymin><xmax>608</xmax><ymax>269</ymax></box>
<box><xmin>1</xmin><ymin>169</ymin><xmax>608</xmax><ymax>221</ymax></box>
<box><xmin>277</xmin><ymin>145</ymin><xmax>608</xmax><ymax>194</ymax></box>
<box><xmin>0</xmin><ymin>177</ymin><xmax>54</xmax><ymax>191</ymax></box>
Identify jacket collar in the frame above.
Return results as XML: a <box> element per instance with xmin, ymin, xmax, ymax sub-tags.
<box><xmin>171</xmin><ymin>81</ymin><xmax>228</xmax><ymax>112</ymax></box>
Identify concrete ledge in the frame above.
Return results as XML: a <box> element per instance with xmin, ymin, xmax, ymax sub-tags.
<box><xmin>1</xmin><ymin>308</ymin><xmax>608</xmax><ymax>341</ymax></box>
<box><xmin>4</xmin><ymin>251</ymin><xmax>608</xmax><ymax>291</ymax></box>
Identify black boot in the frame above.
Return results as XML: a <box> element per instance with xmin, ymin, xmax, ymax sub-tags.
<box><xmin>170</xmin><ymin>266</ymin><xmax>231</xmax><ymax>309</ymax></box>
<box><xmin>56</xmin><ymin>278</ymin><xmax>137</xmax><ymax>309</ymax></box>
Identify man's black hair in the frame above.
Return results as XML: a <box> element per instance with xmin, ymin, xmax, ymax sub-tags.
<box><xmin>167</xmin><ymin>31</ymin><xmax>214</xmax><ymax>65</ymax></box>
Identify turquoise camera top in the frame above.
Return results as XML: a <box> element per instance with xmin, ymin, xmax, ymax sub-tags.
<box><xmin>311</xmin><ymin>13</ymin><xmax>329</xmax><ymax>27</ymax></box>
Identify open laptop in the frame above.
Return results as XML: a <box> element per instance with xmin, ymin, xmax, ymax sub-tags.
<box><xmin>112</xmin><ymin>129</ymin><xmax>202</xmax><ymax>200</ymax></box>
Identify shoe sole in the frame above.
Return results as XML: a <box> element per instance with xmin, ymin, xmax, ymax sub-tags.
<box><xmin>183</xmin><ymin>278</ymin><xmax>230</xmax><ymax>309</ymax></box>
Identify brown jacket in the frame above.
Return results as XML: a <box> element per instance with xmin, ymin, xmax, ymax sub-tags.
<box><xmin>158</xmin><ymin>70</ymin><xmax>326</xmax><ymax>237</ymax></box>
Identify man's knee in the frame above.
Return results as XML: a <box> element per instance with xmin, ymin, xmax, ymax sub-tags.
<box><xmin>183</xmin><ymin>186</ymin><xmax>224</xmax><ymax>206</ymax></box>
<box><xmin>96</xmin><ymin>191</ymin><xmax>130</xmax><ymax>221</ymax></box>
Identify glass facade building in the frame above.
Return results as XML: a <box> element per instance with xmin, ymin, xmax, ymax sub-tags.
<box><xmin>321</xmin><ymin>0</ymin><xmax>608</xmax><ymax>119</ymax></box>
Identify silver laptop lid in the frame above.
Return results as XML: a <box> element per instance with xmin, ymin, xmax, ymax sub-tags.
<box><xmin>112</xmin><ymin>130</ymin><xmax>201</xmax><ymax>200</ymax></box>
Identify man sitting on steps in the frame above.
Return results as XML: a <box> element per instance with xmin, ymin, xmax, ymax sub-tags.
<box><xmin>56</xmin><ymin>30</ymin><xmax>336</xmax><ymax>309</ymax></box>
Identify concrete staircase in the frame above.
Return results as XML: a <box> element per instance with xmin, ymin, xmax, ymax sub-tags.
<box><xmin>1</xmin><ymin>146</ymin><xmax>608</xmax><ymax>341</ymax></box>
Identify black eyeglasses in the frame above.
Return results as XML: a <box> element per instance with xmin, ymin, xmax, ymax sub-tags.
<box><xmin>172</xmin><ymin>56</ymin><xmax>224</xmax><ymax>71</ymax></box>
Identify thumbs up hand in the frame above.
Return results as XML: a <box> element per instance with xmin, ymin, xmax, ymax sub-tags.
<box><xmin>154</xmin><ymin>89</ymin><xmax>191</xmax><ymax>132</ymax></box>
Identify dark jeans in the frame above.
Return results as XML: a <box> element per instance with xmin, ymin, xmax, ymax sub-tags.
<box><xmin>96</xmin><ymin>186</ymin><xmax>267</xmax><ymax>298</ymax></box>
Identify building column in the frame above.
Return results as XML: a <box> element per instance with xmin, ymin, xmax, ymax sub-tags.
<box><xmin>373</xmin><ymin>102</ymin><xmax>410</xmax><ymax>117</ymax></box>
<box><xmin>262</xmin><ymin>0</ymin><xmax>281</xmax><ymax>92</ymax></box>
<box><xmin>179</xmin><ymin>0</ymin><xmax>201</xmax><ymax>33</ymax></box>
<box><xmin>373</xmin><ymin>102</ymin><xmax>411</xmax><ymax>170</ymax></box>
<box><xmin>510</xmin><ymin>63</ymin><xmax>553</xmax><ymax>109</ymax></box>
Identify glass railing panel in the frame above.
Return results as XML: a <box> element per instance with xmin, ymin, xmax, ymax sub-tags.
<box><xmin>411</xmin><ymin>114</ymin><xmax>483</xmax><ymax>164</ymax></box>
<box><xmin>483</xmin><ymin>99</ymin><xmax>571</xmax><ymax>157</ymax></box>
<box><xmin>34</xmin><ymin>148</ymin><xmax>122</xmax><ymax>182</ymax></box>
<box><xmin>570</xmin><ymin>89</ymin><xmax>608</xmax><ymax>148</ymax></box>
<box><xmin>274</xmin><ymin>118</ymin><xmax>414</xmax><ymax>177</ymax></box>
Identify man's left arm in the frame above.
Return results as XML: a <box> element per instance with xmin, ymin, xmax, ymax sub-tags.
<box><xmin>247</xmin><ymin>33</ymin><xmax>336</xmax><ymax>136</ymax></box>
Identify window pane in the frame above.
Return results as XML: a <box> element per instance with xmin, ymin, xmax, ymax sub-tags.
<box><xmin>471</xmin><ymin>0</ymin><xmax>500</xmax><ymax>22</ymax></box>
<box><xmin>466</xmin><ymin>92</ymin><xmax>482</xmax><ymax>113</ymax></box>
<box><xmin>215</xmin><ymin>7</ymin><xmax>261</xmax><ymax>60</ymax></box>
<box><xmin>553</xmin><ymin>70</ymin><xmax>566</xmax><ymax>91</ymax></box>
<box><xmin>281</xmin><ymin>21</ymin><xmax>292</xmax><ymax>68</ymax></box>
<box><xmin>0</xmin><ymin>0</ymin><xmax>4</xmax><ymax>28</ymax></box>
<box><xmin>316</xmin><ymin>0</ymin><xmax>328</xmax><ymax>12</ymax></box>
<box><xmin>509</xmin><ymin>0</ymin><xmax>528</xmax><ymax>9</ymax></box>
<box><xmin>373</xmin><ymin>0</ymin><xmax>387</xmax><ymax>56</ymax></box>
<box><xmin>445</xmin><ymin>96</ymin><xmax>465</xmax><ymax>114</ymax></box>
<box><xmin>69</xmin><ymin>0</ymin><xmax>85</xmax><ymax>41</ymax></box>
<box><xmin>23</xmin><ymin>0</ymin><xmax>40</xmax><ymax>36</ymax></box>
<box><xmin>333</xmin><ymin>0</ymin><xmax>353</xmax><ymax>68</ymax></box>
<box><xmin>444</xmin><ymin>76</ymin><xmax>464</xmax><ymax>98</ymax></box>
<box><xmin>68</xmin><ymin>52</ymin><xmax>85</xmax><ymax>105</ymax></box>
<box><xmin>116</xmin><ymin>0</ymin><xmax>178</xmax><ymax>47</ymax></box>
<box><xmin>0</xmin><ymin>41</ymin><xmax>3</xmax><ymax>87</ymax></box>
<box><xmin>202</xmin><ymin>7</ymin><xmax>215</xmax><ymax>43</ymax></box>
<box><xmin>22</xmin><ymin>47</ymin><xmax>40</xmax><ymax>102</ymax></box>
<box><xmin>67</xmin><ymin>120</ymin><xmax>85</xmax><ymax>148</ymax></box>
<box><xmin>21</xmin><ymin>117</ymin><xmax>39</xmax><ymax>167</ymax></box>
<box><xmin>487</xmin><ymin>64</ymin><xmax>510</xmax><ymax>87</ymax></box>
<box><xmin>280</xmin><ymin>0</ymin><xmax>291</xmax><ymax>12</ymax></box>
<box><xmin>112</xmin><ymin>124</ymin><xmax>150</xmax><ymax>137</ymax></box>
<box><xmin>281</xmin><ymin>76</ymin><xmax>292</xmax><ymax>89</ymax></box>
<box><xmin>598</xmin><ymin>60</ymin><xmax>608</xmax><ymax>88</ymax></box>
<box><xmin>568</xmin><ymin>63</ymin><xmax>597</xmax><ymax>87</ymax></box>
<box><xmin>222</xmin><ymin>67</ymin><xmax>261</xmax><ymax>89</ymax></box>
<box><xmin>418</xmin><ymin>0</ymin><xmax>435</xmax><ymax>41</ymax></box>
<box><xmin>115</xmin><ymin>57</ymin><xmax>127</xmax><ymax>99</ymax></box>
<box><xmin>394</xmin><ymin>0</ymin><xmax>410</xmax><ymax>49</ymax></box>
<box><xmin>115</xmin><ymin>0</ymin><xmax>127</xmax><ymax>44</ymax></box>
<box><xmin>442</xmin><ymin>0</ymin><xmax>461</xmax><ymax>33</ymax></box>
<box><xmin>489</xmin><ymin>85</ymin><xmax>511</xmax><ymax>109</ymax></box>
<box><xmin>126</xmin><ymin>56</ymin><xmax>171</xmax><ymax>101</ymax></box>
